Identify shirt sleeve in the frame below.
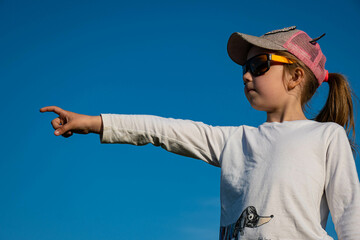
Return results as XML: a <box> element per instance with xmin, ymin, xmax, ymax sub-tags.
<box><xmin>325</xmin><ymin>126</ymin><xmax>360</xmax><ymax>240</ymax></box>
<box><xmin>100</xmin><ymin>114</ymin><xmax>238</xmax><ymax>167</ymax></box>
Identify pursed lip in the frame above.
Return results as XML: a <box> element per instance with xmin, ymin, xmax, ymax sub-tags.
<box><xmin>245</xmin><ymin>86</ymin><xmax>256</xmax><ymax>93</ymax></box>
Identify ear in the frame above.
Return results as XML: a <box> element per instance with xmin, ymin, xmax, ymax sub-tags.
<box><xmin>287</xmin><ymin>67</ymin><xmax>305</xmax><ymax>90</ymax></box>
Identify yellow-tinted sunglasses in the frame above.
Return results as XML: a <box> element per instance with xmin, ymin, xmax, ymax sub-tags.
<box><xmin>243</xmin><ymin>53</ymin><xmax>294</xmax><ymax>76</ymax></box>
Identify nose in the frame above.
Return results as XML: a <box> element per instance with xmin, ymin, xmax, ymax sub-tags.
<box><xmin>243</xmin><ymin>71</ymin><xmax>252</xmax><ymax>85</ymax></box>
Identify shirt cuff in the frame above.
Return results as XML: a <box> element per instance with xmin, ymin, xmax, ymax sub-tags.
<box><xmin>100</xmin><ymin>114</ymin><xmax>114</xmax><ymax>143</ymax></box>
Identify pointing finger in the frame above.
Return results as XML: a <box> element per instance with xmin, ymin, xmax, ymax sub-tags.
<box><xmin>40</xmin><ymin>106</ymin><xmax>65</xmax><ymax>115</ymax></box>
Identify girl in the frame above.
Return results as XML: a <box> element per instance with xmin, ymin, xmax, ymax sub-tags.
<box><xmin>41</xmin><ymin>26</ymin><xmax>360</xmax><ymax>239</ymax></box>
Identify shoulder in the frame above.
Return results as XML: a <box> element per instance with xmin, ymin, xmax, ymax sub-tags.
<box><xmin>309</xmin><ymin>122</ymin><xmax>351</xmax><ymax>154</ymax></box>
<box><xmin>304</xmin><ymin>120</ymin><xmax>347</xmax><ymax>142</ymax></box>
<box><xmin>295</xmin><ymin>120</ymin><xmax>344</xmax><ymax>133</ymax></box>
<box><xmin>312</xmin><ymin>121</ymin><xmax>346</xmax><ymax>135</ymax></box>
<box><xmin>313</xmin><ymin>120</ymin><xmax>343</xmax><ymax>129</ymax></box>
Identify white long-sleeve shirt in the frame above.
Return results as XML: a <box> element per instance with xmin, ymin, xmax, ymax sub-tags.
<box><xmin>100</xmin><ymin>114</ymin><xmax>360</xmax><ymax>240</ymax></box>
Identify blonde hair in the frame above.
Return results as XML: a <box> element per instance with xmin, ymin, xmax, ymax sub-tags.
<box><xmin>275</xmin><ymin>51</ymin><xmax>358</xmax><ymax>155</ymax></box>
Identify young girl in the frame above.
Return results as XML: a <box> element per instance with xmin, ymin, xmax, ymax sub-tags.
<box><xmin>40</xmin><ymin>26</ymin><xmax>360</xmax><ymax>239</ymax></box>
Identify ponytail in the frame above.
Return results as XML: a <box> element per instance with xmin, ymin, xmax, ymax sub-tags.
<box><xmin>315</xmin><ymin>73</ymin><xmax>358</xmax><ymax>154</ymax></box>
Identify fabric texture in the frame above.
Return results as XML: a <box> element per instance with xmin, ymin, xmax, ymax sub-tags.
<box><xmin>100</xmin><ymin>114</ymin><xmax>360</xmax><ymax>240</ymax></box>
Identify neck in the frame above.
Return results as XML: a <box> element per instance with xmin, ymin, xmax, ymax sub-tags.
<box><xmin>266</xmin><ymin>103</ymin><xmax>307</xmax><ymax>123</ymax></box>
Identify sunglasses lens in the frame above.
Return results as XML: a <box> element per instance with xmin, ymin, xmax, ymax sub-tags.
<box><xmin>250</xmin><ymin>55</ymin><xmax>269</xmax><ymax>76</ymax></box>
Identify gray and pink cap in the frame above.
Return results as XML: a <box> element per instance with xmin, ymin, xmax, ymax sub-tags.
<box><xmin>227</xmin><ymin>26</ymin><xmax>328</xmax><ymax>85</ymax></box>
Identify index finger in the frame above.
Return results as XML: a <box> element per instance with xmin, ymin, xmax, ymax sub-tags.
<box><xmin>40</xmin><ymin>106</ymin><xmax>65</xmax><ymax>115</ymax></box>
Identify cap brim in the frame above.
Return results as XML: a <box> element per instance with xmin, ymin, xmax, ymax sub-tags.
<box><xmin>227</xmin><ymin>32</ymin><xmax>286</xmax><ymax>65</ymax></box>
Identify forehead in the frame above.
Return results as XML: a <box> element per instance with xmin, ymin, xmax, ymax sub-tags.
<box><xmin>247</xmin><ymin>46</ymin><xmax>273</xmax><ymax>60</ymax></box>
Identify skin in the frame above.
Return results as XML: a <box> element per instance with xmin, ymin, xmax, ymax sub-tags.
<box><xmin>40</xmin><ymin>47</ymin><xmax>308</xmax><ymax>137</ymax></box>
<box><xmin>39</xmin><ymin>106</ymin><xmax>103</xmax><ymax>137</ymax></box>
<box><xmin>244</xmin><ymin>47</ymin><xmax>307</xmax><ymax>122</ymax></box>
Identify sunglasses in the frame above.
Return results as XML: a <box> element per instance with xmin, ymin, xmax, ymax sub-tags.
<box><xmin>242</xmin><ymin>53</ymin><xmax>294</xmax><ymax>76</ymax></box>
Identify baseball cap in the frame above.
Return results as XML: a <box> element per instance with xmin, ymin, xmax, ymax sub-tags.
<box><xmin>227</xmin><ymin>26</ymin><xmax>328</xmax><ymax>85</ymax></box>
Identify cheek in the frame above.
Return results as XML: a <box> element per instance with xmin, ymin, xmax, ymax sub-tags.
<box><xmin>258</xmin><ymin>68</ymin><xmax>286</xmax><ymax>93</ymax></box>
<box><xmin>254</xmin><ymin>72</ymin><xmax>287</xmax><ymax>101</ymax></box>
<box><xmin>259</xmin><ymin>83</ymin><xmax>286</xmax><ymax>101</ymax></box>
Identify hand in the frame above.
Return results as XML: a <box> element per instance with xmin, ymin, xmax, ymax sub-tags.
<box><xmin>40</xmin><ymin>106</ymin><xmax>103</xmax><ymax>138</ymax></box>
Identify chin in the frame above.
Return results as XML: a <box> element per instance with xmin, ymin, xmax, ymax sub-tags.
<box><xmin>249</xmin><ymin>102</ymin><xmax>272</xmax><ymax>112</ymax></box>
<box><xmin>247</xmin><ymin>100</ymin><xmax>261</xmax><ymax>110</ymax></box>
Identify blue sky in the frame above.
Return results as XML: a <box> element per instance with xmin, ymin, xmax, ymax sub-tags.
<box><xmin>1</xmin><ymin>0</ymin><xmax>360</xmax><ymax>239</ymax></box>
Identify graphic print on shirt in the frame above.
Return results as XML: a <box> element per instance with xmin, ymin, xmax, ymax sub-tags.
<box><xmin>219</xmin><ymin>206</ymin><xmax>274</xmax><ymax>240</ymax></box>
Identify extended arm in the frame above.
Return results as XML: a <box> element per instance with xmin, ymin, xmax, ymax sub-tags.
<box><xmin>40</xmin><ymin>106</ymin><xmax>238</xmax><ymax>166</ymax></box>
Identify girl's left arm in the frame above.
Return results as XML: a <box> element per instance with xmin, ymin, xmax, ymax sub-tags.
<box><xmin>325</xmin><ymin>127</ymin><xmax>360</xmax><ymax>240</ymax></box>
